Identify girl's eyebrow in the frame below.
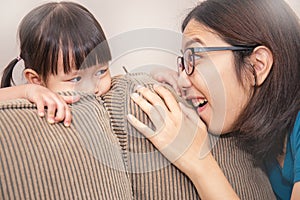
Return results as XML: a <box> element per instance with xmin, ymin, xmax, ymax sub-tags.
<box><xmin>63</xmin><ymin>69</ymin><xmax>79</xmax><ymax>78</ymax></box>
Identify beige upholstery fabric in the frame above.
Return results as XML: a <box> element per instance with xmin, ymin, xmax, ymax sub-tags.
<box><xmin>103</xmin><ymin>73</ymin><xmax>276</xmax><ymax>200</ymax></box>
<box><xmin>0</xmin><ymin>73</ymin><xmax>276</xmax><ymax>200</ymax></box>
<box><xmin>0</xmin><ymin>94</ymin><xmax>133</xmax><ymax>200</ymax></box>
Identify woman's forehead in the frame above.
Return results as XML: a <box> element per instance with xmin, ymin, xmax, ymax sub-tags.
<box><xmin>182</xmin><ymin>19</ymin><xmax>223</xmax><ymax>48</ymax></box>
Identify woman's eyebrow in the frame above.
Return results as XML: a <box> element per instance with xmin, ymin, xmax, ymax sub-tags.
<box><xmin>184</xmin><ymin>37</ymin><xmax>205</xmax><ymax>49</ymax></box>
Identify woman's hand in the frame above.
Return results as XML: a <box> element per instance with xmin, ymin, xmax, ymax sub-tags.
<box><xmin>127</xmin><ymin>85</ymin><xmax>210</xmax><ymax>171</ymax></box>
<box><xmin>127</xmin><ymin>85</ymin><xmax>240</xmax><ymax>199</ymax></box>
<box><xmin>24</xmin><ymin>84</ymin><xmax>80</xmax><ymax>126</ymax></box>
<box><xmin>150</xmin><ymin>67</ymin><xmax>182</xmax><ymax>96</ymax></box>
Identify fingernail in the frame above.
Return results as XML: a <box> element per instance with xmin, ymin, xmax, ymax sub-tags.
<box><xmin>95</xmin><ymin>92</ymin><xmax>102</xmax><ymax>97</ymax></box>
<box><xmin>39</xmin><ymin>112</ymin><xmax>44</xmax><ymax>117</ymax></box>
<box><xmin>48</xmin><ymin>118</ymin><xmax>55</xmax><ymax>124</ymax></box>
<box><xmin>130</xmin><ymin>93</ymin><xmax>139</xmax><ymax>100</ymax></box>
<box><xmin>127</xmin><ymin>114</ymin><xmax>134</xmax><ymax>120</ymax></box>
<box><xmin>74</xmin><ymin>95</ymin><xmax>81</xmax><ymax>100</ymax></box>
<box><xmin>127</xmin><ymin>114</ymin><xmax>137</xmax><ymax>123</ymax></box>
<box><xmin>153</xmin><ymin>84</ymin><xmax>163</xmax><ymax>91</ymax></box>
<box><xmin>134</xmin><ymin>85</ymin><xmax>144</xmax><ymax>92</ymax></box>
<box><xmin>64</xmin><ymin>121</ymin><xmax>70</xmax><ymax>127</ymax></box>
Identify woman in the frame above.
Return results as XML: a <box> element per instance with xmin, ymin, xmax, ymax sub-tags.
<box><xmin>127</xmin><ymin>0</ymin><xmax>300</xmax><ymax>199</ymax></box>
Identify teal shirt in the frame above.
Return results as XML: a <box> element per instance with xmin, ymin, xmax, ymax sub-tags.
<box><xmin>266</xmin><ymin>112</ymin><xmax>300</xmax><ymax>200</ymax></box>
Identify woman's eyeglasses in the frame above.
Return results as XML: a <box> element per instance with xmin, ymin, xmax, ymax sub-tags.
<box><xmin>177</xmin><ymin>46</ymin><xmax>255</xmax><ymax>75</ymax></box>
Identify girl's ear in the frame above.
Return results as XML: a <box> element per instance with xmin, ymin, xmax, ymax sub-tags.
<box><xmin>249</xmin><ymin>46</ymin><xmax>274</xmax><ymax>86</ymax></box>
<box><xmin>24</xmin><ymin>69</ymin><xmax>44</xmax><ymax>85</ymax></box>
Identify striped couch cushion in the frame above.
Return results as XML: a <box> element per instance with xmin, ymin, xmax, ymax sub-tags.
<box><xmin>0</xmin><ymin>74</ymin><xmax>276</xmax><ymax>200</ymax></box>
<box><xmin>103</xmin><ymin>73</ymin><xmax>276</xmax><ymax>200</ymax></box>
<box><xmin>0</xmin><ymin>93</ymin><xmax>133</xmax><ymax>200</ymax></box>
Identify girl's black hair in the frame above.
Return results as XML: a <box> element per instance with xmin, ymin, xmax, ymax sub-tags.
<box><xmin>1</xmin><ymin>1</ymin><xmax>111</xmax><ymax>87</ymax></box>
<box><xmin>182</xmin><ymin>0</ymin><xmax>300</xmax><ymax>164</ymax></box>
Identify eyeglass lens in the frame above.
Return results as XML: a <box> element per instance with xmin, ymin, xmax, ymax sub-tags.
<box><xmin>183</xmin><ymin>49</ymin><xmax>194</xmax><ymax>75</ymax></box>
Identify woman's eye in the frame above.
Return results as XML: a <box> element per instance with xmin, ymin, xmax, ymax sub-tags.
<box><xmin>95</xmin><ymin>68</ymin><xmax>108</xmax><ymax>76</ymax></box>
<box><xmin>194</xmin><ymin>54</ymin><xmax>203</xmax><ymax>60</ymax></box>
<box><xmin>69</xmin><ymin>76</ymin><xmax>82</xmax><ymax>82</ymax></box>
<box><xmin>193</xmin><ymin>54</ymin><xmax>203</xmax><ymax>66</ymax></box>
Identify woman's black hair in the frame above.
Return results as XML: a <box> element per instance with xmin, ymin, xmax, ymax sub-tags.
<box><xmin>1</xmin><ymin>1</ymin><xmax>111</xmax><ymax>88</ymax></box>
<box><xmin>182</xmin><ymin>0</ymin><xmax>300</xmax><ymax>164</ymax></box>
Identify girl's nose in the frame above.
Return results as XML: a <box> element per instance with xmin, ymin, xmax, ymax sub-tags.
<box><xmin>94</xmin><ymin>78</ymin><xmax>102</xmax><ymax>96</ymax></box>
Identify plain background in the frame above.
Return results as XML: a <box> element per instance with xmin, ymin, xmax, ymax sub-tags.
<box><xmin>0</xmin><ymin>0</ymin><xmax>299</xmax><ymax>79</ymax></box>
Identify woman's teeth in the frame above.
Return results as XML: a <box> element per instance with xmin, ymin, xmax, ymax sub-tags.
<box><xmin>192</xmin><ymin>98</ymin><xmax>208</xmax><ymax>108</ymax></box>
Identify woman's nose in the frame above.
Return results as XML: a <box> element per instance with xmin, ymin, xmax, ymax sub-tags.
<box><xmin>178</xmin><ymin>70</ymin><xmax>192</xmax><ymax>89</ymax></box>
<box><xmin>177</xmin><ymin>71</ymin><xmax>192</xmax><ymax>97</ymax></box>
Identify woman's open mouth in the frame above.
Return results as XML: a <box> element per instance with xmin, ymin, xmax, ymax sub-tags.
<box><xmin>191</xmin><ymin>98</ymin><xmax>208</xmax><ymax>113</ymax></box>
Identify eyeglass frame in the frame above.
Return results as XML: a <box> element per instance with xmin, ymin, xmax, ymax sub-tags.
<box><xmin>177</xmin><ymin>46</ymin><xmax>255</xmax><ymax>76</ymax></box>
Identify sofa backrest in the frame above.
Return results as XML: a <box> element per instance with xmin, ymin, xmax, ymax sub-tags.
<box><xmin>0</xmin><ymin>74</ymin><xmax>276</xmax><ymax>200</ymax></box>
<box><xmin>0</xmin><ymin>94</ymin><xmax>133</xmax><ymax>200</ymax></box>
<box><xmin>103</xmin><ymin>73</ymin><xmax>276</xmax><ymax>200</ymax></box>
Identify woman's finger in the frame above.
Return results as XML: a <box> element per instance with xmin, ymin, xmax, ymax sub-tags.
<box><xmin>131</xmin><ymin>92</ymin><xmax>165</xmax><ymax>129</ymax></box>
<box><xmin>149</xmin><ymin>104</ymin><xmax>166</xmax><ymax>131</ymax></box>
<box><xmin>179</xmin><ymin>102</ymin><xmax>206</xmax><ymax>130</ymax></box>
<box><xmin>153</xmin><ymin>85</ymin><xmax>181</xmax><ymax>116</ymax></box>
<box><xmin>179</xmin><ymin>102</ymin><xmax>210</xmax><ymax>158</ymax></box>
<box><xmin>154</xmin><ymin>72</ymin><xmax>180</xmax><ymax>96</ymax></box>
<box><xmin>127</xmin><ymin>114</ymin><xmax>156</xmax><ymax>138</ymax></box>
<box><xmin>130</xmin><ymin>93</ymin><xmax>154</xmax><ymax>115</ymax></box>
<box><xmin>135</xmin><ymin>86</ymin><xmax>167</xmax><ymax>110</ymax></box>
<box><xmin>170</xmin><ymin>73</ymin><xmax>181</xmax><ymax>96</ymax></box>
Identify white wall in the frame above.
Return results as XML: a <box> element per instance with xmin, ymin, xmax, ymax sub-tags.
<box><xmin>0</xmin><ymin>0</ymin><xmax>197</xmax><ymax>79</ymax></box>
<box><xmin>0</xmin><ymin>0</ymin><xmax>299</xmax><ymax>79</ymax></box>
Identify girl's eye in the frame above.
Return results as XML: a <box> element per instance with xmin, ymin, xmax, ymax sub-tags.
<box><xmin>95</xmin><ymin>68</ymin><xmax>108</xmax><ymax>76</ymax></box>
<box><xmin>69</xmin><ymin>76</ymin><xmax>82</xmax><ymax>82</ymax></box>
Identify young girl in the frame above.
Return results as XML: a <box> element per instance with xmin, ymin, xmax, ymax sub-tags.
<box><xmin>0</xmin><ymin>1</ymin><xmax>112</xmax><ymax>126</ymax></box>
<box><xmin>127</xmin><ymin>0</ymin><xmax>300</xmax><ymax>199</ymax></box>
